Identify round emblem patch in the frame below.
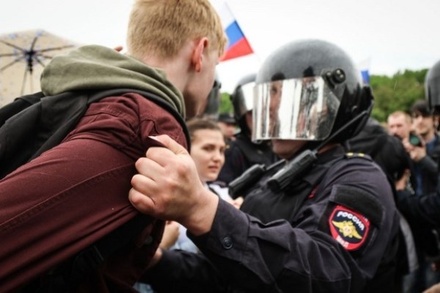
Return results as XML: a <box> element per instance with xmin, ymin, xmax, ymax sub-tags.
<box><xmin>328</xmin><ymin>205</ymin><xmax>370</xmax><ymax>251</ymax></box>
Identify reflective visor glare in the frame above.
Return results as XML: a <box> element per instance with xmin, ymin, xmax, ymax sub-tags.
<box><xmin>252</xmin><ymin>77</ymin><xmax>340</xmax><ymax>141</ymax></box>
<box><xmin>238</xmin><ymin>82</ymin><xmax>256</xmax><ymax>113</ymax></box>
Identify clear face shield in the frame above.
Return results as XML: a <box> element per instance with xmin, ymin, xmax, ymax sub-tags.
<box><xmin>236</xmin><ymin>82</ymin><xmax>255</xmax><ymax>114</ymax></box>
<box><xmin>252</xmin><ymin>76</ymin><xmax>341</xmax><ymax>141</ymax></box>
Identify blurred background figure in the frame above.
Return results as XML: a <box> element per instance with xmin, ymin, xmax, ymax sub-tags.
<box><xmin>199</xmin><ymin>72</ymin><xmax>222</xmax><ymax>120</ymax></box>
<box><xmin>408</xmin><ymin>100</ymin><xmax>439</xmax><ymax>197</ymax></box>
<box><xmin>216</xmin><ymin>112</ymin><xmax>237</xmax><ymax>143</ymax></box>
<box><xmin>346</xmin><ymin>117</ymin><xmax>411</xmax><ymax>191</ymax></box>
<box><xmin>217</xmin><ymin>73</ymin><xmax>279</xmax><ymax>187</ymax></box>
<box><xmin>395</xmin><ymin>60</ymin><xmax>440</xmax><ymax>293</ymax></box>
<box><xmin>426</xmin><ymin>60</ymin><xmax>440</xmax><ymax>132</ymax></box>
<box><xmin>400</xmin><ymin>99</ymin><xmax>440</xmax><ymax>293</ymax></box>
<box><xmin>345</xmin><ymin>117</ymin><xmax>417</xmax><ymax>292</ymax></box>
<box><xmin>388</xmin><ymin>110</ymin><xmax>413</xmax><ymax>141</ymax></box>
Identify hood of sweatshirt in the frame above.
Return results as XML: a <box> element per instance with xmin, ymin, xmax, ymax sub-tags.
<box><xmin>40</xmin><ymin>45</ymin><xmax>185</xmax><ymax>117</ymax></box>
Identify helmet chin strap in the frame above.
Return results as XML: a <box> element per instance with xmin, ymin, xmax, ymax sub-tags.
<box><xmin>227</xmin><ymin>103</ymin><xmax>373</xmax><ymax>197</ymax></box>
<box><xmin>267</xmin><ymin>106</ymin><xmax>372</xmax><ymax>192</ymax></box>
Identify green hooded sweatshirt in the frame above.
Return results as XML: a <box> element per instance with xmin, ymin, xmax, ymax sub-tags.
<box><xmin>40</xmin><ymin>45</ymin><xmax>185</xmax><ymax>118</ymax></box>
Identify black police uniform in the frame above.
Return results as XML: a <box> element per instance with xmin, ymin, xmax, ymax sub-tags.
<box><xmin>145</xmin><ymin>145</ymin><xmax>400</xmax><ymax>293</ymax></box>
<box><xmin>218</xmin><ymin>132</ymin><xmax>279</xmax><ymax>185</ymax></box>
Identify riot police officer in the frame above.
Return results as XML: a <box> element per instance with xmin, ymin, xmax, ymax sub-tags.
<box><xmin>217</xmin><ymin>73</ymin><xmax>279</xmax><ymax>186</ymax></box>
<box><xmin>130</xmin><ymin>39</ymin><xmax>400</xmax><ymax>292</ymax></box>
<box><xmin>427</xmin><ymin>60</ymin><xmax>440</xmax><ymax>117</ymax></box>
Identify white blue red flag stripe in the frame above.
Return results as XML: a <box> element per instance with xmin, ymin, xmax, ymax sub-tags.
<box><xmin>357</xmin><ymin>58</ymin><xmax>371</xmax><ymax>85</ymax></box>
<box><xmin>361</xmin><ymin>69</ymin><xmax>370</xmax><ymax>85</ymax></box>
<box><xmin>211</xmin><ymin>0</ymin><xmax>254</xmax><ymax>62</ymax></box>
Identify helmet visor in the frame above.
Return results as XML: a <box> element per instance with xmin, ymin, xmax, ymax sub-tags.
<box><xmin>237</xmin><ymin>82</ymin><xmax>256</xmax><ymax>114</ymax></box>
<box><xmin>252</xmin><ymin>77</ymin><xmax>340</xmax><ymax>141</ymax></box>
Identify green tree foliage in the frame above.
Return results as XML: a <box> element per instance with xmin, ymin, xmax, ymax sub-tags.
<box><xmin>370</xmin><ymin>69</ymin><xmax>428</xmax><ymax>122</ymax></box>
<box><xmin>219</xmin><ymin>92</ymin><xmax>233</xmax><ymax>114</ymax></box>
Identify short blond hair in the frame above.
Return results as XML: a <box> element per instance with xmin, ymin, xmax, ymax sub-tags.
<box><xmin>127</xmin><ymin>0</ymin><xmax>227</xmax><ymax>59</ymax></box>
<box><xmin>388</xmin><ymin>111</ymin><xmax>412</xmax><ymax>124</ymax></box>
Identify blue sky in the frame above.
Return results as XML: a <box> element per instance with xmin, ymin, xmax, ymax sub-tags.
<box><xmin>1</xmin><ymin>0</ymin><xmax>439</xmax><ymax>92</ymax></box>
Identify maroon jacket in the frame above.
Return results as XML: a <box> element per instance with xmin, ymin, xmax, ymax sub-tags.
<box><xmin>0</xmin><ymin>93</ymin><xmax>188</xmax><ymax>292</ymax></box>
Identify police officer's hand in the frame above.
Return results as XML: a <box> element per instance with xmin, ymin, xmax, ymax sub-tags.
<box><xmin>129</xmin><ymin>135</ymin><xmax>219</xmax><ymax>235</ymax></box>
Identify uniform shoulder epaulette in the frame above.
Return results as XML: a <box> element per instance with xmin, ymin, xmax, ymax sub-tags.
<box><xmin>345</xmin><ymin>152</ymin><xmax>372</xmax><ymax>161</ymax></box>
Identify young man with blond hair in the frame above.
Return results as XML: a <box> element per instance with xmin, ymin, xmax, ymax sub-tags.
<box><xmin>0</xmin><ymin>0</ymin><xmax>226</xmax><ymax>292</ymax></box>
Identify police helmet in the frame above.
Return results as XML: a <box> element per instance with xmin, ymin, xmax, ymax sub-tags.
<box><xmin>253</xmin><ymin>39</ymin><xmax>373</xmax><ymax>143</ymax></box>
<box><xmin>201</xmin><ymin>72</ymin><xmax>222</xmax><ymax>119</ymax></box>
<box><xmin>426</xmin><ymin>60</ymin><xmax>440</xmax><ymax>114</ymax></box>
<box><xmin>231</xmin><ymin>73</ymin><xmax>256</xmax><ymax>134</ymax></box>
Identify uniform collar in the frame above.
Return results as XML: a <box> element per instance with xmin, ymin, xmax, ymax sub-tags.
<box><xmin>300</xmin><ymin>145</ymin><xmax>345</xmax><ymax>186</ymax></box>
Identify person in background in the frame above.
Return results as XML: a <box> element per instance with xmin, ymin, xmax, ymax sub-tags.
<box><xmin>200</xmin><ymin>72</ymin><xmax>223</xmax><ymax>121</ymax></box>
<box><xmin>345</xmin><ymin>117</ymin><xmax>418</xmax><ymax>292</ymax></box>
<box><xmin>0</xmin><ymin>0</ymin><xmax>226</xmax><ymax>291</ymax></box>
<box><xmin>130</xmin><ymin>39</ymin><xmax>400</xmax><ymax>292</ymax></box>
<box><xmin>399</xmin><ymin>99</ymin><xmax>440</xmax><ymax>292</ymax></box>
<box><xmin>216</xmin><ymin>112</ymin><xmax>237</xmax><ymax>143</ymax></box>
<box><xmin>217</xmin><ymin>73</ymin><xmax>279</xmax><ymax>187</ymax></box>
<box><xmin>388</xmin><ymin>110</ymin><xmax>413</xmax><ymax>141</ymax></box>
<box><xmin>134</xmin><ymin>117</ymin><xmax>233</xmax><ymax>293</ymax></box>
<box><xmin>172</xmin><ymin>117</ymin><xmax>237</xmax><ymax>252</ymax></box>
<box><xmin>396</xmin><ymin>59</ymin><xmax>440</xmax><ymax>293</ymax></box>
<box><xmin>408</xmin><ymin>100</ymin><xmax>440</xmax><ymax>197</ymax></box>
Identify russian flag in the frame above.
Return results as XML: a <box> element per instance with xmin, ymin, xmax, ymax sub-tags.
<box><xmin>361</xmin><ymin>69</ymin><xmax>370</xmax><ymax>85</ymax></box>
<box><xmin>357</xmin><ymin>58</ymin><xmax>371</xmax><ymax>85</ymax></box>
<box><xmin>211</xmin><ymin>0</ymin><xmax>254</xmax><ymax>62</ymax></box>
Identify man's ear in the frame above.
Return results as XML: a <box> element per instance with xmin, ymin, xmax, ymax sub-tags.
<box><xmin>191</xmin><ymin>37</ymin><xmax>209</xmax><ymax>73</ymax></box>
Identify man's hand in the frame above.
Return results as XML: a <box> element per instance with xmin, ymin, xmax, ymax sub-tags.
<box><xmin>403</xmin><ymin>139</ymin><xmax>427</xmax><ymax>162</ymax></box>
<box><xmin>129</xmin><ymin>135</ymin><xmax>219</xmax><ymax>235</ymax></box>
<box><xmin>424</xmin><ymin>283</ymin><xmax>440</xmax><ymax>293</ymax></box>
<box><xmin>159</xmin><ymin>221</ymin><xmax>180</xmax><ymax>250</ymax></box>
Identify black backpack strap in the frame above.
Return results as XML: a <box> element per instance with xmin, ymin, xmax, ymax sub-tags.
<box><xmin>0</xmin><ymin>88</ymin><xmax>190</xmax><ymax>179</ymax></box>
<box><xmin>0</xmin><ymin>92</ymin><xmax>44</xmax><ymax>126</ymax></box>
<box><xmin>0</xmin><ymin>91</ymin><xmax>92</xmax><ymax>178</ymax></box>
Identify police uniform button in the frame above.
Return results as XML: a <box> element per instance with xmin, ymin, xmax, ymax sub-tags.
<box><xmin>222</xmin><ymin>236</ymin><xmax>233</xmax><ymax>250</ymax></box>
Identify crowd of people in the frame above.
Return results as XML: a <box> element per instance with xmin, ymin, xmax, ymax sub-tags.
<box><xmin>2</xmin><ymin>0</ymin><xmax>440</xmax><ymax>292</ymax></box>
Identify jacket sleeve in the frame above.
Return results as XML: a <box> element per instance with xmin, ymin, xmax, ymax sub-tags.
<box><xmin>416</xmin><ymin>155</ymin><xmax>438</xmax><ymax>187</ymax></box>
<box><xmin>142</xmin><ymin>249</ymin><xmax>230</xmax><ymax>293</ymax></box>
<box><xmin>189</xmin><ymin>200</ymin><xmax>366</xmax><ymax>293</ymax></box>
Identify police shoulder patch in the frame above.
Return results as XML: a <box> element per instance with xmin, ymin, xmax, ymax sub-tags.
<box><xmin>329</xmin><ymin>205</ymin><xmax>370</xmax><ymax>251</ymax></box>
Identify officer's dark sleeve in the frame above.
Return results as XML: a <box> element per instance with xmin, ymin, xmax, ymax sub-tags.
<box><xmin>141</xmin><ymin>249</ymin><xmax>229</xmax><ymax>293</ymax></box>
<box><xmin>189</xmin><ymin>200</ymin><xmax>360</xmax><ymax>292</ymax></box>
